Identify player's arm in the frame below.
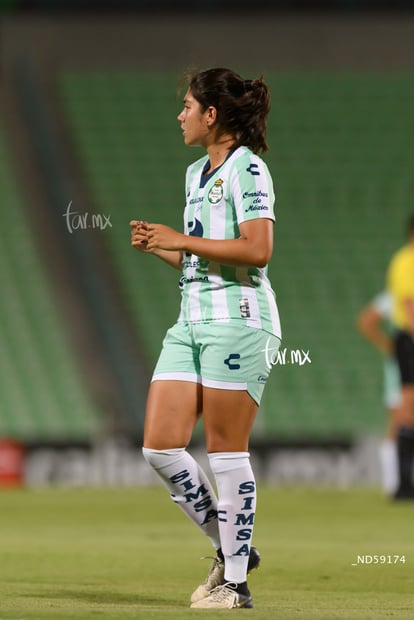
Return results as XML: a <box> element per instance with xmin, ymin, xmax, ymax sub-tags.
<box><xmin>145</xmin><ymin>218</ymin><xmax>274</xmax><ymax>268</ymax></box>
<box><xmin>130</xmin><ymin>220</ymin><xmax>183</xmax><ymax>270</ymax></box>
<box><xmin>404</xmin><ymin>298</ymin><xmax>414</xmax><ymax>336</ymax></box>
<box><xmin>150</xmin><ymin>248</ymin><xmax>183</xmax><ymax>270</ymax></box>
<box><xmin>356</xmin><ymin>305</ymin><xmax>393</xmax><ymax>354</ymax></box>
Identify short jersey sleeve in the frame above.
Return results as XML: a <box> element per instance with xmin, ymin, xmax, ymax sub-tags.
<box><xmin>371</xmin><ymin>291</ymin><xmax>393</xmax><ymax>320</ymax></box>
<box><xmin>229</xmin><ymin>151</ymin><xmax>276</xmax><ymax>225</ymax></box>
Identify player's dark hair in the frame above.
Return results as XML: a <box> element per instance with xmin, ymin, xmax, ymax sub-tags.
<box><xmin>188</xmin><ymin>67</ymin><xmax>271</xmax><ymax>154</ymax></box>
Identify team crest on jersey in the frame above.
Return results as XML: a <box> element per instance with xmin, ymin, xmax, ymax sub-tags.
<box><xmin>207</xmin><ymin>178</ymin><xmax>224</xmax><ymax>204</ymax></box>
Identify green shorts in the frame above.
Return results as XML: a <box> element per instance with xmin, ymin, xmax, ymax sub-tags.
<box><xmin>152</xmin><ymin>321</ymin><xmax>281</xmax><ymax>405</ymax></box>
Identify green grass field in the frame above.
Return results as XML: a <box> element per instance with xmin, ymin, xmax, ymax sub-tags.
<box><xmin>0</xmin><ymin>486</ymin><xmax>413</xmax><ymax>619</ymax></box>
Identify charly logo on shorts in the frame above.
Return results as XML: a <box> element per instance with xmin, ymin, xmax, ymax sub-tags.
<box><xmin>224</xmin><ymin>353</ymin><xmax>241</xmax><ymax>370</ymax></box>
<box><xmin>208</xmin><ymin>178</ymin><xmax>224</xmax><ymax>204</ymax></box>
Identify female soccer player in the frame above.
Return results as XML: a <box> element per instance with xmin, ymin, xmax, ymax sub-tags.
<box><xmin>130</xmin><ymin>67</ymin><xmax>282</xmax><ymax>609</ymax></box>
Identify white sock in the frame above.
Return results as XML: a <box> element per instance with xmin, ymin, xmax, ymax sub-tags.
<box><xmin>208</xmin><ymin>452</ymin><xmax>256</xmax><ymax>584</ymax></box>
<box><xmin>142</xmin><ymin>447</ymin><xmax>220</xmax><ymax>549</ymax></box>
<box><xmin>379</xmin><ymin>439</ymin><xmax>399</xmax><ymax>494</ymax></box>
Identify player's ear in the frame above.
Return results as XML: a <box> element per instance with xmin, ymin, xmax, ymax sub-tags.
<box><xmin>206</xmin><ymin>105</ymin><xmax>218</xmax><ymax>127</ymax></box>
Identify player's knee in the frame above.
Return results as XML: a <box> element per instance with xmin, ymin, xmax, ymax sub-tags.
<box><xmin>206</xmin><ymin>437</ymin><xmax>249</xmax><ymax>454</ymax></box>
<box><xmin>142</xmin><ymin>446</ymin><xmax>186</xmax><ymax>471</ymax></box>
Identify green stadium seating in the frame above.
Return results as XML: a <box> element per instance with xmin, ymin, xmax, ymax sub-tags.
<box><xmin>60</xmin><ymin>71</ymin><xmax>414</xmax><ymax>439</ymax></box>
<box><xmin>0</xmin><ymin>126</ymin><xmax>100</xmax><ymax>441</ymax></box>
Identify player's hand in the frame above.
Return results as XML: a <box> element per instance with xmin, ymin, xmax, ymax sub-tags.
<box><xmin>130</xmin><ymin>220</ymin><xmax>153</xmax><ymax>253</ymax></box>
<box><xmin>146</xmin><ymin>223</ymin><xmax>184</xmax><ymax>251</ymax></box>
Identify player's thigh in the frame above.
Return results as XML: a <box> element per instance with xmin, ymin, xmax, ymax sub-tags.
<box><xmin>196</xmin><ymin>322</ymin><xmax>280</xmax><ymax>406</ymax></box>
<box><xmin>143</xmin><ymin>379</ymin><xmax>202</xmax><ymax>449</ymax></box>
<box><xmin>202</xmin><ymin>386</ymin><xmax>258</xmax><ymax>453</ymax></box>
<box><xmin>144</xmin><ymin>322</ymin><xmax>202</xmax><ymax>449</ymax></box>
<box><xmin>197</xmin><ymin>322</ymin><xmax>279</xmax><ymax>452</ymax></box>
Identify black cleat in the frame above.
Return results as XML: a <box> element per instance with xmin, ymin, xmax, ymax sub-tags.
<box><xmin>247</xmin><ymin>545</ymin><xmax>261</xmax><ymax>574</ymax></box>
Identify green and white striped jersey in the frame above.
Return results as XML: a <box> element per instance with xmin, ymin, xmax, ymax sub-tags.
<box><xmin>177</xmin><ymin>146</ymin><xmax>281</xmax><ymax>339</ymax></box>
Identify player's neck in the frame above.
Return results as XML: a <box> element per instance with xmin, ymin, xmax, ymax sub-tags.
<box><xmin>204</xmin><ymin>136</ymin><xmax>235</xmax><ymax>174</ymax></box>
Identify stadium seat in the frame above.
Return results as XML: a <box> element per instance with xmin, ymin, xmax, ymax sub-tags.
<box><xmin>0</xmin><ymin>126</ymin><xmax>100</xmax><ymax>441</ymax></box>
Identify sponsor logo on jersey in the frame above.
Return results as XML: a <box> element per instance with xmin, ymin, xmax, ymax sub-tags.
<box><xmin>239</xmin><ymin>298</ymin><xmax>251</xmax><ymax>318</ymax></box>
<box><xmin>243</xmin><ymin>190</ymin><xmax>269</xmax><ymax>213</ymax></box>
<box><xmin>207</xmin><ymin>178</ymin><xmax>224</xmax><ymax>204</ymax></box>
<box><xmin>183</xmin><ymin>259</ymin><xmax>200</xmax><ymax>268</ymax></box>
<box><xmin>246</xmin><ymin>163</ymin><xmax>260</xmax><ymax>176</ymax></box>
<box><xmin>179</xmin><ymin>274</ymin><xmax>209</xmax><ymax>288</ymax></box>
<box><xmin>242</xmin><ymin>190</ymin><xmax>268</xmax><ymax>199</ymax></box>
<box><xmin>189</xmin><ymin>196</ymin><xmax>203</xmax><ymax>205</ymax></box>
<box><xmin>245</xmin><ymin>204</ymin><xmax>269</xmax><ymax>212</ymax></box>
<box><xmin>188</xmin><ymin>217</ymin><xmax>204</xmax><ymax>237</ymax></box>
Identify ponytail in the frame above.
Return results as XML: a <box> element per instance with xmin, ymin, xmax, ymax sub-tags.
<box><xmin>188</xmin><ymin>68</ymin><xmax>271</xmax><ymax>154</ymax></box>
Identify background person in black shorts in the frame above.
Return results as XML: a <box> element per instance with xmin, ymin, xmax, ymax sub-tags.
<box><xmin>387</xmin><ymin>214</ymin><xmax>414</xmax><ymax>499</ymax></box>
<box><xmin>356</xmin><ymin>291</ymin><xmax>402</xmax><ymax>496</ymax></box>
